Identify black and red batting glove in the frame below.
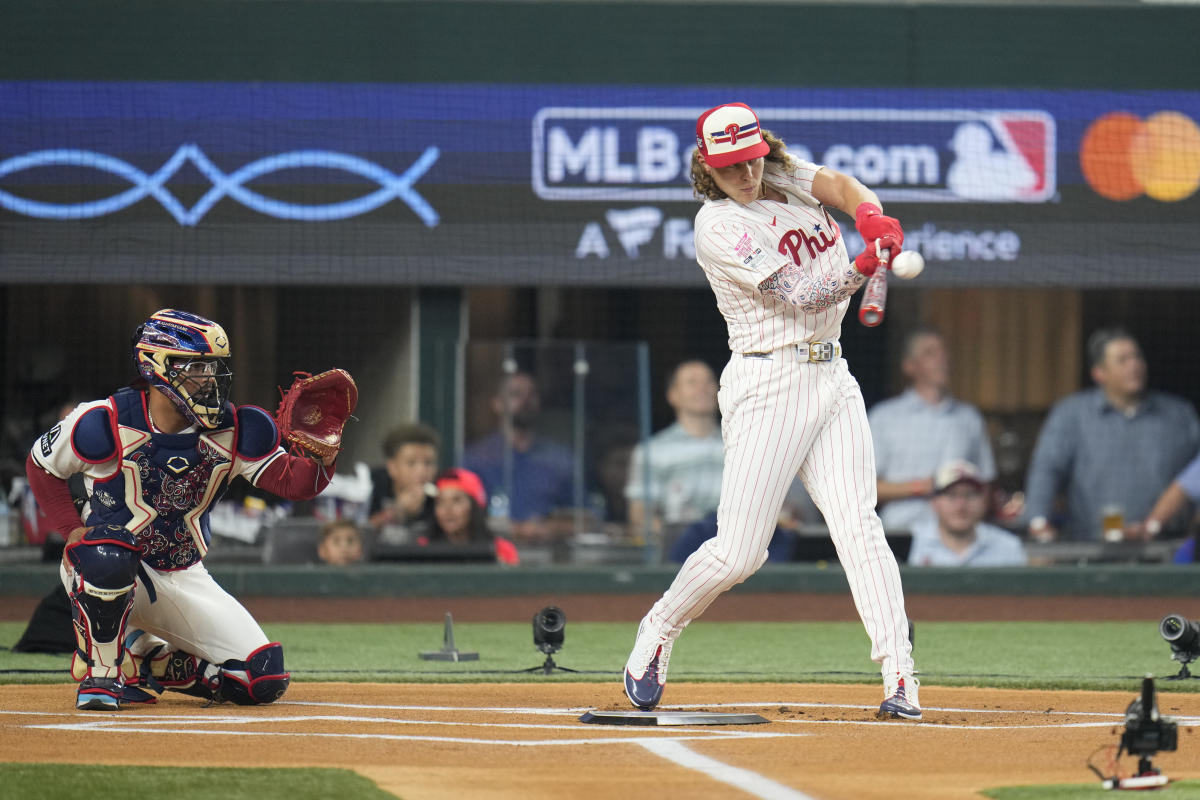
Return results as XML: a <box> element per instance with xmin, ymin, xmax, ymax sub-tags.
<box><xmin>853</xmin><ymin>203</ymin><xmax>904</xmax><ymax>276</ymax></box>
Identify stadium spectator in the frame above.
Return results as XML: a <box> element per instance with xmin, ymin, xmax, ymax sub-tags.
<box><xmin>869</xmin><ymin>327</ymin><xmax>996</xmax><ymax>532</ymax></box>
<box><xmin>430</xmin><ymin>467</ymin><xmax>518</xmax><ymax>565</ymax></box>
<box><xmin>367</xmin><ymin>423</ymin><xmax>439</xmax><ymax>546</ymax></box>
<box><xmin>1138</xmin><ymin>449</ymin><xmax>1200</xmax><ymax>549</ymax></box>
<box><xmin>316</xmin><ymin>519</ymin><xmax>365</xmax><ymax>566</ymax></box>
<box><xmin>1025</xmin><ymin>327</ymin><xmax>1200</xmax><ymax>541</ymax></box>
<box><xmin>908</xmin><ymin>460</ymin><xmax>1027</xmax><ymax>567</ymax></box>
<box><xmin>625</xmin><ymin>360</ymin><xmax>724</xmax><ymax>539</ymax></box>
<box><xmin>462</xmin><ymin>371</ymin><xmax>575</xmax><ymax>543</ymax></box>
<box><xmin>590</xmin><ymin>423</ymin><xmax>639</xmax><ymax>532</ymax></box>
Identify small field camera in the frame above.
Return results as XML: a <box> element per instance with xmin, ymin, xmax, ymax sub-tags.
<box><xmin>533</xmin><ymin>606</ymin><xmax>566</xmax><ymax>655</ymax></box>
<box><xmin>1121</xmin><ymin>676</ymin><xmax>1177</xmax><ymax>759</ymax></box>
<box><xmin>1159</xmin><ymin>614</ymin><xmax>1200</xmax><ymax>679</ymax></box>
<box><xmin>1094</xmin><ymin>676</ymin><xmax>1179</xmax><ymax>789</ymax></box>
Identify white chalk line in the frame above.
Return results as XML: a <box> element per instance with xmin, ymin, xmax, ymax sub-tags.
<box><xmin>638</xmin><ymin>739</ymin><xmax>817</xmax><ymax>800</ymax></box>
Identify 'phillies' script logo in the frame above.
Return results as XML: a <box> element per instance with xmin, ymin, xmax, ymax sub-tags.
<box><xmin>778</xmin><ymin>223</ymin><xmax>840</xmax><ymax>265</ymax></box>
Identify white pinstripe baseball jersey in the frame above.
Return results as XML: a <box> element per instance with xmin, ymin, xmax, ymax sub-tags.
<box><xmin>693</xmin><ymin>157</ymin><xmax>862</xmax><ymax>353</ymax></box>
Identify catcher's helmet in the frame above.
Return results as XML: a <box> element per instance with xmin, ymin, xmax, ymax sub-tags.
<box><xmin>132</xmin><ymin>309</ymin><xmax>232</xmax><ymax>429</ymax></box>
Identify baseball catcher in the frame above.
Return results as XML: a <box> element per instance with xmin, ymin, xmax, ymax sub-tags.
<box><xmin>25</xmin><ymin>308</ymin><xmax>356</xmax><ymax>710</ymax></box>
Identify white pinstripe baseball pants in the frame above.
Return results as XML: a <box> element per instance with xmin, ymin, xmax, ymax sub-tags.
<box><xmin>645</xmin><ymin>351</ymin><xmax>915</xmax><ymax>679</ymax></box>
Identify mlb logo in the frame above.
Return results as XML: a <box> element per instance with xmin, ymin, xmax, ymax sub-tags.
<box><xmin>946</xmin><ymin>112</ymin><xmax>1055</xmax><ymax>202</ymax></box>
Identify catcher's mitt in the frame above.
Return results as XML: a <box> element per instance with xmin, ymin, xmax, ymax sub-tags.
<box><xmin>275</xmin><ymin>369</ymin><xmax>358</xmax><ymax>459</ymax></box>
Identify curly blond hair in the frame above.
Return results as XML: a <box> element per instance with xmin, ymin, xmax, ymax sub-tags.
<box><xmin>690</xmin><ymin>129</ymin><xmax>791</xmax><ymax>201</ymax></box>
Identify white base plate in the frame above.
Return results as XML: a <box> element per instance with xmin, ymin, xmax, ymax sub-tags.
<box><xmin>579</xmin><ymin>710</ymin><xmax>769</xmax><ymax>726</ymax></box>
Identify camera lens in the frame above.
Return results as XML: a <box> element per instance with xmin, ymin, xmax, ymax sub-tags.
<box><xmin>1160</xmin><ymin>614</ymin><xmax>1200</xmax><ymax>651</ymax></box>
<box><xmin>537</xmin><ymin>607</ymin><xmax>565</xmax><ymax>635</ymax></box>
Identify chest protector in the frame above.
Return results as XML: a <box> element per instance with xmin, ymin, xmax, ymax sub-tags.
<box><xmin>86</xmin><ymin>389</ymin><xmax>240</xmax><ymax>571</ymax></box>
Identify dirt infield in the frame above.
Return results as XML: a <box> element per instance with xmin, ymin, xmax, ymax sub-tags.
<box><xmin>3</xmin><ymin>681</ymin><xmax>1199</xmax><ymax>799</ymax></box>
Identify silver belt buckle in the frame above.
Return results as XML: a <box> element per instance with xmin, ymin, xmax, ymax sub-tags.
<box><xmin>809</xmin><ymin>342</ymin><xmax>835</xmax><ymax>362</ymax></box>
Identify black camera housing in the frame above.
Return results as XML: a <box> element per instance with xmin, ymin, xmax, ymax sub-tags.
<box><xmin>1160</xmin><ymin>614</ymin><xmax>1200</xmax><ymax>663</ymax></box>
<box><xmin>533</xmin><ymin>606</ymin><xmax>566</xmax><ymax>655</ymax></box>
<box><xmin>1121</xmin><ymin>677</ymin><xmax>1177</xmax><ymax>757</ymax></box>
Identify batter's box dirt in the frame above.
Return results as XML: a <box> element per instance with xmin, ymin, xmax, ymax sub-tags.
<box><xmin>3</xmin><ymin>682</ymin><xmax>1200</xmax><ymax>799</ymax></box>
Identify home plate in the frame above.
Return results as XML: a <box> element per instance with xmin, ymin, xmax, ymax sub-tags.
<box><xmin>579</xmin><ymin>710</ymin><xmax>769</xmax><ymax>726</ymax></box>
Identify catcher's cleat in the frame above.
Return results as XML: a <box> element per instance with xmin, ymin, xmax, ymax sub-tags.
<box><xmin>119</xmin><ymin>683</ymin><xmax>159</xmax><ymax>705</ymax></box>
<box><xmin>76</xmin><ymin>677</ymin><xmax>123</xmax><ymax>711</ymax></box>
<box><xmin>878</xmin><ymin>674</ymin><xmax>922</xmax><ymax>721</ymax></box>
<box><xmin>624</xmin><ymin>618</ymin><xmax>674</xmax><ymax>711</ymax></box>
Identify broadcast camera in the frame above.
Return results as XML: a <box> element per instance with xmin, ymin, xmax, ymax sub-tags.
<box><xmin>524</xmin><ymin>606</ymin><xmax>576</xmax><ymax>675</ymax></box>
<box><xmin>1098</xmin><ymin>676</ymin><xmax>1178</xmax><ymax>789</ymax></box>
<box><xmin>1159</xmin><ymin>613</ymin><xmax>1200</xmax><ymax>679</ymax></box>
<box><xmin>1121</xmin><ymin>676</ymin><xmax>1177</xmax><ymax>759</ymax></box>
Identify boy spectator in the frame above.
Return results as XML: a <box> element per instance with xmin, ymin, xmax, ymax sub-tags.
<box><xmin>317</xmin><ymin>519</ymin><xmax>365</xmax><ymax>566</ymax></box>
<box><xmin>368</xmin><ymin>423</ymin><xmax>439</xmax><ymax>546</ymax></box>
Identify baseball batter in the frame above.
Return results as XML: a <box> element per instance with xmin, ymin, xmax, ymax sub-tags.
<box><xmin>624</xmin><ymin>102</ymin><xmax>921</xmax><ymax>720</ymax></box>
<box><xmin>26</xmin><ymin>309</ymin><xmax>340</xmax><ymax>710</ymax></box>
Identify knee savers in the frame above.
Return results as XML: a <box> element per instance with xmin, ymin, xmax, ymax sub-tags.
<box><xmin>218</xmin><ymin>643</ymin><xmax>290</xmax><ymax>705</ymax></box>
<box><xmin>65</xmin><ymin>525</ymin><xmax>141</xmax><ymax>679</ymax></box>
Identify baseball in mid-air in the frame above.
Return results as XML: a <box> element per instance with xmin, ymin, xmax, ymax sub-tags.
<box><xmin>890</xmin><ymin>250</ymin><xmax>925</xmax><ymax>279</ymax></box>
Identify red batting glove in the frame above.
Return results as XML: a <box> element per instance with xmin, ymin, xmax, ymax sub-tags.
<box><xmin>854</xmin><ymin>247</ymin><xmax>882</xmax><ymax>277</ymax></box>
<box><xmin>854</xmin><ymin>202</ymin><xmax>904</xmax><ymax>256</ymax></box>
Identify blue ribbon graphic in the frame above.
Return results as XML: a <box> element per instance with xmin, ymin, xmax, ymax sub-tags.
<box><xmin>0</xmin><ymin>144</ymin><xmax>441</xmax><ymax>226</ymax></box>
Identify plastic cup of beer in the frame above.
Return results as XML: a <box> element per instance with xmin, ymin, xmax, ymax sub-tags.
<box><xmin>1102</xmin><ymin>504</ymin><xmax>1125</xmax><ymax>542</ymax></box>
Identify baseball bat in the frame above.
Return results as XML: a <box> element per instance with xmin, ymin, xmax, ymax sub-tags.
<box><xmin>857</xmin><ymin>240</ymin><xmax>891</xmax><ymax>327</ymax></box>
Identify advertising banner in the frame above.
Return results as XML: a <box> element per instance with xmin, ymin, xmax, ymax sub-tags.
<box><xmin>2</xmin><ymin>82</ymin><xmax>1198</xmax><ymax>286</ymax></box>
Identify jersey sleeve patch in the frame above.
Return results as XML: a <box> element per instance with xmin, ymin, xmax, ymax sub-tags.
<box><xmin>236</xmin><ymin>405</ymin><xmax>282</xmax><ymax>461</ymax></box>
<box><xmin>71</xmin><ymin>406</ymin><xmax>118</xmax><ymax>464</ymax></box>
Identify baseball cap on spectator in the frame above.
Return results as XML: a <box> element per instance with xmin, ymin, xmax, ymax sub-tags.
<box><xmin>696</xmin><ymin>103</ymin><xmax>770</xmax><ymax>168</ymax></box>
<box><xmin>933</xmin><ymin>459</ymin><xmax>986</xmax><ymax>494</ymax></box>
<box><xmin>435</xmin><ymin>467</ymin><xmax>487</xmax><ymax>508</ymax></box>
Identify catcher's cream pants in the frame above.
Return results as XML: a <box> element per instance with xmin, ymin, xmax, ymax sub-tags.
<box><xmin>62</xmin><ymin>559</ymin><xmax>270</xmax><ymax>666</ymax></box>
<box><xmin>645</xmin><ymin>354</ymin><xmax>915</xmax><ymax>680</ymax></box>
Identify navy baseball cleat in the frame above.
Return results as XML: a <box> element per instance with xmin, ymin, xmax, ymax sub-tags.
<box><xmin>877</xmin><ymin>674</ymin><xmax>922</xmax><ymax>720</ymax></box>
<box><xmin>76</xmin><ymin>677</ymin><xmax>123</xmax><ymax>711</ymax></box>
<box><xmin>624</xmin><ymin>619</ymin><xmax>674</xmax><ymax>711</ymax></box>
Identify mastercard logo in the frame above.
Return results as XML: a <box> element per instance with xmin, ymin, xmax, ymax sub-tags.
<box><xmin>1079</xmin><ymin>111</ymin><xmax>1200</xmax><ymax>202</ymax></box>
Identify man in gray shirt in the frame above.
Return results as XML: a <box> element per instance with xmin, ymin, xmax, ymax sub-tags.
<box><xmin>625</xmin><ymin>360</ymin><xmax>724</xmax><ymax>539</ymax></box>
<box><xmin>1025</xmin><ymin>327</ymin><xmax>1200</xmax><ymax>541</ymax></box>
<box><xmin>869</xmin><ymin>328</ymin><xmax>996</xmax><ymax>533</ymax></box>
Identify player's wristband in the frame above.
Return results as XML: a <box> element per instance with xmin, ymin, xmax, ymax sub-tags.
<box><xmin>1029</xmin><ymin>516</ymin><xmax>1048</xmax><ymax>531</ymax></box>
<box><xmin>855</xmin><ymin>203</ymin><xmax>883</xmax><ymax>227</ymax></box>
<box><xmin>1145</xmin><ymin>519</ymin><xmax>1162</xmax><ymax>537</ymax></box>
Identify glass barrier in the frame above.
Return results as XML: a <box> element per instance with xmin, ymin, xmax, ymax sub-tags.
<box><xmin>449</xmin><ymin>339</ymin><xmax>654</xmax><ymax>565</ymax></box>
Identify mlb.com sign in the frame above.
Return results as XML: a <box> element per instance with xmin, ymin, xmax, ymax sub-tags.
<box><xmin>532</xmin><ymin>107</ymin><xmax>1056</xmax><ymax>203</ymax></box>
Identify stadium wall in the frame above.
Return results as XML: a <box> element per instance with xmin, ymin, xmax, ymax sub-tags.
<box><xmin>5</xmin><ymin>2</ymin><xmax>1199</xmax><ymax>89</ymax></box>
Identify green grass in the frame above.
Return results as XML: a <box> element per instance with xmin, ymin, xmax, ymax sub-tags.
<box><xmin>983</xmin><ymin>780</ymin><xmax>1200</xmax><ymax>798</ymax></box>
<box><xmin>0</xmin><ymin>763</ymin><xmax>398</xmax><ymax>800</ymax></box>
<box><xmin>3</xmin><ymin>620</ymin><xmax>1195</xmax><ymax>693</ymax></box>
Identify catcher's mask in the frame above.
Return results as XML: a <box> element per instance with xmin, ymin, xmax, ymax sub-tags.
<box><xmin>132</xmin><ymin>309</ymin><xmax>233</xmax><ymax>429</ymax></box>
